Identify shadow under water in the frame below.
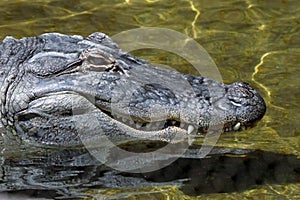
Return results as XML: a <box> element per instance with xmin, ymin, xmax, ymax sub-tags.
<box><xmin>0</xmin><ymin>144</ymin><xmax>299</xmax><ymax>199</ymax></box>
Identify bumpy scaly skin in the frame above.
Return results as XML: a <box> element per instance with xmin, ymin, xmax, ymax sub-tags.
<box><xmin>0</xmin><ymin>32</ymin><xmax>266</xmax><ymax>146</ymax></box>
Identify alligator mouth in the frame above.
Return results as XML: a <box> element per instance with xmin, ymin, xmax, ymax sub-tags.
<box><xmin>100</xmin><ymin>107</ymin><xmax>199</xmax><ymax>134</ymax></box>
<box><xmin>97</xmin><ymin>105</ymin><xmax>246</xmax><ymax>135</ymax></box>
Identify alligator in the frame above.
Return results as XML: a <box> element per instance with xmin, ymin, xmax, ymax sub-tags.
<box><xmin>0</xmin><ymin>32</ymin><xmax>266</xmax><ymax>146</ymax></box>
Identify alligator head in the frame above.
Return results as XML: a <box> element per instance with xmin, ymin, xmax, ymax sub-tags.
<box><xmin>0</xmin><ymin>32</ymin><xmax>266</xmax><ymax>146</ymax></box>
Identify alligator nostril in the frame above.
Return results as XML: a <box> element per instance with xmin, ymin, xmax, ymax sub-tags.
<box><xmin>237</xmin><ymin>87</ymin><xmax>253</xmax><ymax>99</ymax></box>
<box><xmin>241</xmin><ymin>89</ymin><xmax>253</xmax><ymax>98</ymax></box>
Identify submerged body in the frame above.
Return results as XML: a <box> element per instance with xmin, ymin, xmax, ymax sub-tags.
<box><xmin>0</xmin><ymin>32</ymin><xmax>266</xmax><ymax>146</ymax></box>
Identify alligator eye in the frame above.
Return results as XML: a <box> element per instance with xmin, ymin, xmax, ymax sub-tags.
<box><xmin>85</xmin><ymin>54</ymin><xmax>115</xmax><ymax>71</ymax></box>
<box><xmin>79</xmin><ymin>50</ymin><xmax>128</xmax><ymax>74</ymax></box>
<box><xmin>87</xmin><ymin>55</ymin><xmax>113</xmax><ymax>66</ymax></box>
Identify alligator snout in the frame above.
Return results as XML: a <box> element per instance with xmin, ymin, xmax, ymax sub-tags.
<box><xmin>225</xmin><ymin>82</ymin><xmax>266</xmax><ymax>129</ymax></box>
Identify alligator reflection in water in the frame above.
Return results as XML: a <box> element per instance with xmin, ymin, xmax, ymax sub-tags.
<box><xmin>0</xmin><ymin>145</ymin><xmax>299</xmax><ymax>199</ymax></box>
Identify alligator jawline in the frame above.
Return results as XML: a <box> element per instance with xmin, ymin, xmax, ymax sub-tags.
<box><xmin>97</xmin><ymin>106</ymin><xmax>247</xmax><ymax>134</ymax></box>
<box><xmin>99</xmin><ymin>107</ymin><xmax>194</xmax><ymax>132</ymax></box>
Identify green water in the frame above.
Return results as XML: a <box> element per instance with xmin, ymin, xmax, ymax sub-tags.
<box><xmin>0</xmin><ymin>0</ymin><xmax>299</xmax><ymax>199</ymax></box>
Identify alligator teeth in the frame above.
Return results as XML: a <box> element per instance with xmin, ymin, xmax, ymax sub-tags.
<box><xmin>129</xmin><ymin>120</ymin><xmax>135</xmax><ymax>125</ymax></box>
<box><xmin>233</xmin><ymin>122</ymin><xmax>241</xmax><ymax>131</ymax></box>
<box><xmin>188</xmin><ymin>135</ymin><xmax>194</xmax><ymax>145</ymax></box>
<box><xmin>187</xmin><ymin>125</ymin><xmax>195</xmax><ymax>145</ymax></box>
<box><xmin>121</xmin><ymin>118</ymin><xmax>128</xmax><ymax>123</ymax></box>
<box><xmin>145</xmin><ymin>123</ymin><xmax>152</xmax><ymax>129</ymax></box>
<box><xmin>135</xmin><ymin>122</ymin><xmax>143</xmax><ymax>129</ymax></box>
<box><xmin>187</xmin><ymin>125</ymin><xmax>195</xmax><ymax>134</ymax></box>
<box><xmin>151</xmin><ymin>122</ymin><xmax>158</xmax><ymax>128</ymax></box>
<box><xmin>180</xmin><ymin>123</ymin><xmax>185</xmax><ymax>128</ymax></box>
<box><xmin>156</xmin><ymin>122</ymin><xmax>162</xmax><ymax>126</ymax></box>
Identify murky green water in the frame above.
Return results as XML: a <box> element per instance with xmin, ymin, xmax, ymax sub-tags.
<box><xmin>0</xmin><ymin>0</ymin><xmax>299</xmax><ymax>199</ymax></box>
